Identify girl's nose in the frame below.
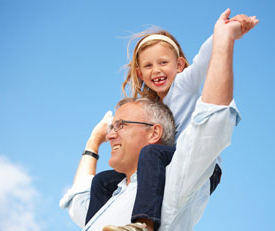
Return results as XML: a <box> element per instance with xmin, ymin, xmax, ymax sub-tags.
<box><xmin>152</xmin><ymin>65</ymin><xmax>161</xmax><ymax>74</ymax></box>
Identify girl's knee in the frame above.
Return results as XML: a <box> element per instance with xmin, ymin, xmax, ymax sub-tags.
<box><xmin>92</xmin><ymin>170</ymin><xmax>110</xmax><ymax>187</ymax></box>
<box><xmin>139</xmin><ymin>144</ymin><xmax>175</xmax><ymax>165</ymax></box>
<box><xmin>140</xmin><ymin>144</ymin><xmax>165</xmax><ymax>161</ymax></box>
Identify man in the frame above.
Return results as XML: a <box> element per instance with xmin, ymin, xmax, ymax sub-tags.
<box><xmin>60</xmin><ymin>9</ymin><xmax>258</xmax><ymax>231</ymax></box>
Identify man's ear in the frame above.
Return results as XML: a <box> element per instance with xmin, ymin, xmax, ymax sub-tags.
<box><xmin>148</xmin><ymin>124</ymin><xmax>163</xmax><ymax>144</ymax></box>
<box><xmin>136</xmin><ymin>68</ymin><xmax>143</xmax><ymax>80</ymax></box>
<box><xmin>177</xmin><ymin>57</ymin><xmax>186</xmax><ymax>73</ymax></box>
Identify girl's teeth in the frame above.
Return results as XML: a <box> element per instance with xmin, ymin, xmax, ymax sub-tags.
<box><xmin>154</xmin><ymin>77</ymin><xmax>165</xmax><ymax>82</ymax></box>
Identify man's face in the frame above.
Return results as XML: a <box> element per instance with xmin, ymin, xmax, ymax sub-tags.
<box><xmin>106</xmin><ymin>102</ymin><xmax>153</xmax><ymax>177</ymax></box>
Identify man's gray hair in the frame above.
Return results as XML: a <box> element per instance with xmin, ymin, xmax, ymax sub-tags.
<box><xmin>116</xmin><ymin>98</ymin><xmax>175</xmax><ymax>146</ymax></box>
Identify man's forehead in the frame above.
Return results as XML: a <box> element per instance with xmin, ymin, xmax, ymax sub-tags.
<box><xmin>114</xmin><ymin>102</ymin><xmax>145</xmax><ymax>120</ymax></box>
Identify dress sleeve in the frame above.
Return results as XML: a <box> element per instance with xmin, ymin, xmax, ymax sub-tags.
<box><xmin>59</xmin><ymin>174</ymin><xmax>94</xmax><ymax>228</ymax></box>
<box><xmin>174</xmin><ymin>35</ymin><xmax>213</xmax><ymax>93</ymax></box>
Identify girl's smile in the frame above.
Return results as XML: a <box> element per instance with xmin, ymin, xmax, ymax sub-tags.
<box><xmin>152</xmin><ymin>76</ymin><xmax>167</xmax><ymax>86</ymax></box>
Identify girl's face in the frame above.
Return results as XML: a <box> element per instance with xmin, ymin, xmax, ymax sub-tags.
<box><xmin>137</xmin><ymin>42</ymin><xmax>185</xmax><ymax>100</ymax></box>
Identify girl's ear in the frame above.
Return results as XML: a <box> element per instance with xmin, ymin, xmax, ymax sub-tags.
<box><xmin>148</xmin><ymin>124</ymin><xmax>163</xmax><ymax>144</ymax></box>
<box><xmin>177</xmin><ymin>57</ymin><xmax>186</xmax><ymax>73</ymax></box>
<box><xmin>136</xmin><ymin>68</ymin><xmax>143</xmax><ymax>80</ymax></box>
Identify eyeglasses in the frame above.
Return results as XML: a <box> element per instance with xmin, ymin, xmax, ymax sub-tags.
<box><xmin>108</xmin><ymin>119</ymin><xmax>154</xmax><ymax>133</ymax></box>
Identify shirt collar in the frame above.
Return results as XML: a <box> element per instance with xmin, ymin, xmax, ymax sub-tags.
<box><xmin>113</xmin><ymin>172</ymin><xmax>137</xmax><ymax>196</ymax></box>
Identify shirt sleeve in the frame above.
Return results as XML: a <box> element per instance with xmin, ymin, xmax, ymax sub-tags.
<box><xmin>164</xmin><ymin>98</ymin><xmax>240</xmax><ymax>213</ymax></box>
<box><xmin>59</xmin><ymin>175</ymin><xmax>94</xmax><ymax>228</ymax></box>
<box><xmin>174</xmin><ymin>35</ymin><xmax>213</xmax><ymax>93</ymax></box>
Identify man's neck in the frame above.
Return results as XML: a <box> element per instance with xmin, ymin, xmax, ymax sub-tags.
<box><xmin>126</xmin><ymin>171</ymin><xmax>137</xmax><ymax>185</ymax></box>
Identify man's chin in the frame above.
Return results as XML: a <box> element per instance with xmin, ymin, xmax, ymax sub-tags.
<box><xmin>108</xmin><ymin>157</ymin><xmax>119</xmax><ymax>170</ymax></box>
<box><xmin>109</xmin><ymin>159</ymin><xmax>125</xmax><ymax>174</ymax></box>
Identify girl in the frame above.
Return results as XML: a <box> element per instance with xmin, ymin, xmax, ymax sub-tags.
<box><xmin>86</xmin><ymin>29</ymin><xmax>221</xmax><ymax>231</ymax></box>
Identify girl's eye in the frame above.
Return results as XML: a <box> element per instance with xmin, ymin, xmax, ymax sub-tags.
<box><xmin>144</xmin><ymin>64</ymin><xmax>152</xmax><ymax>68</ymax></box>
<box><xmin>161</xmin><ymin>61</ymin><xmax>168</xmax><ymax>65</ymax></box>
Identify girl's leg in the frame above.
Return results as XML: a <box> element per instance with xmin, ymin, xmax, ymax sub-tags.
<box><xmin>85</xmin><ymin>170</ymin><xmax>125</xmax><ymax>224</ymax></box>
<box><xmin>131</xmin><ymin>144</ymin><xmax>175</xmax><ymax>230</ymax></box>
<box><xmin>131</xmin><ymin>145</ymin><xmax>222</xmax><ymax>230</ymax></box>
<box><xmin>210</xmin><ymin>164</ymin><xmax>222</xmax><ymax>195</ymax></box>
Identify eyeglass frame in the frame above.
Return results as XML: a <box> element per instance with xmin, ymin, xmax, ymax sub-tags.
<box><xmin>108</xmin><ymin>119</ymin><xmax>154</xmax><ymax>133</ymax></box>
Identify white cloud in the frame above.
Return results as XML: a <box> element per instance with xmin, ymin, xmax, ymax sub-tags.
<box><xmin>0</xmin><ymin>155</ymin><xmax>41</xmax><ymax>231</ymax></box>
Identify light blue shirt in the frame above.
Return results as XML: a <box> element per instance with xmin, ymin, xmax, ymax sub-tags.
<box><xmin>164</xmin><ymin>36</ymin><xmax>213</xmax><ymax>140</ymax></box>
<box><xmin>60</xmin><ymin>98</ymin><xmax>240</xmax><ymax>231</ymax></box>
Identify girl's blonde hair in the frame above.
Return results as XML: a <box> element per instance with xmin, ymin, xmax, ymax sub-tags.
<box><xmin>122</xmin><ymin>29</ymin><xmax>189</xmax><ymax>100</ymax></box>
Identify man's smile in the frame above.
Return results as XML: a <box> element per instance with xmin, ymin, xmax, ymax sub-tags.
<box><xmin>112</xmin><ymin>144</ymin><xmax>122</xmax><ymax>150</ymax></box>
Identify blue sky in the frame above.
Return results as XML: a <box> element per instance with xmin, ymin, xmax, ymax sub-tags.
<box><xmin>0</xmin><ymin>0</ymin><xmax>274</xmax><ymax>230</ymax></box>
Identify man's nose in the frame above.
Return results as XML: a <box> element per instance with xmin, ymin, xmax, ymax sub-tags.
<box><xmin>106</xmin><ymin>128</ymin><xmax>117</xmax><ymax>141</ymax></box>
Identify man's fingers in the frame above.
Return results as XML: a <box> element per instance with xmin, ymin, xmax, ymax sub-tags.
<box><xmin>243</xmin><ymin>17</ymin><xmax>259</xmax><ymax>33</ymax></box>
<box><xmin>253</xmin><ymin>18</ymin><xmax>259</xmax><ymax>27</ymax></box>
<box><xmin>230</xmin><ymin>15</ymin><xmax>246</xmax><ymax>33</ymax></box>
<box><xmin>230</xmin><ymin>14</ymin><xmax>259</xmax><ymax>34</ymax></box>
<box><xmin>102</xmin><ymin>111</ymin><xmax>113</xmax><ymax>122</ymax></box>
<box><xmin>101</xmin><ymin>111</ymin><xmax>113</xmax><ymax>129</ymax></box>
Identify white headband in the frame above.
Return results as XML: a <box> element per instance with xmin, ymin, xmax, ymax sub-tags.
<box><xmin>137</xmin><ymin>34</ymin><xmax>180</xmax><ymax>56</ymax></box>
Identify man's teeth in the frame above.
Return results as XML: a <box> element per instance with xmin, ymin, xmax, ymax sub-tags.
<box><xmin>153</xmin><ymin>77</ymin><xmax>166</xmax><ymax>82</ymax></box>
<box><xmin>113</xmin><ymin>144</ymin><xmax>121</xmax><ymax>150</ymax></box>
